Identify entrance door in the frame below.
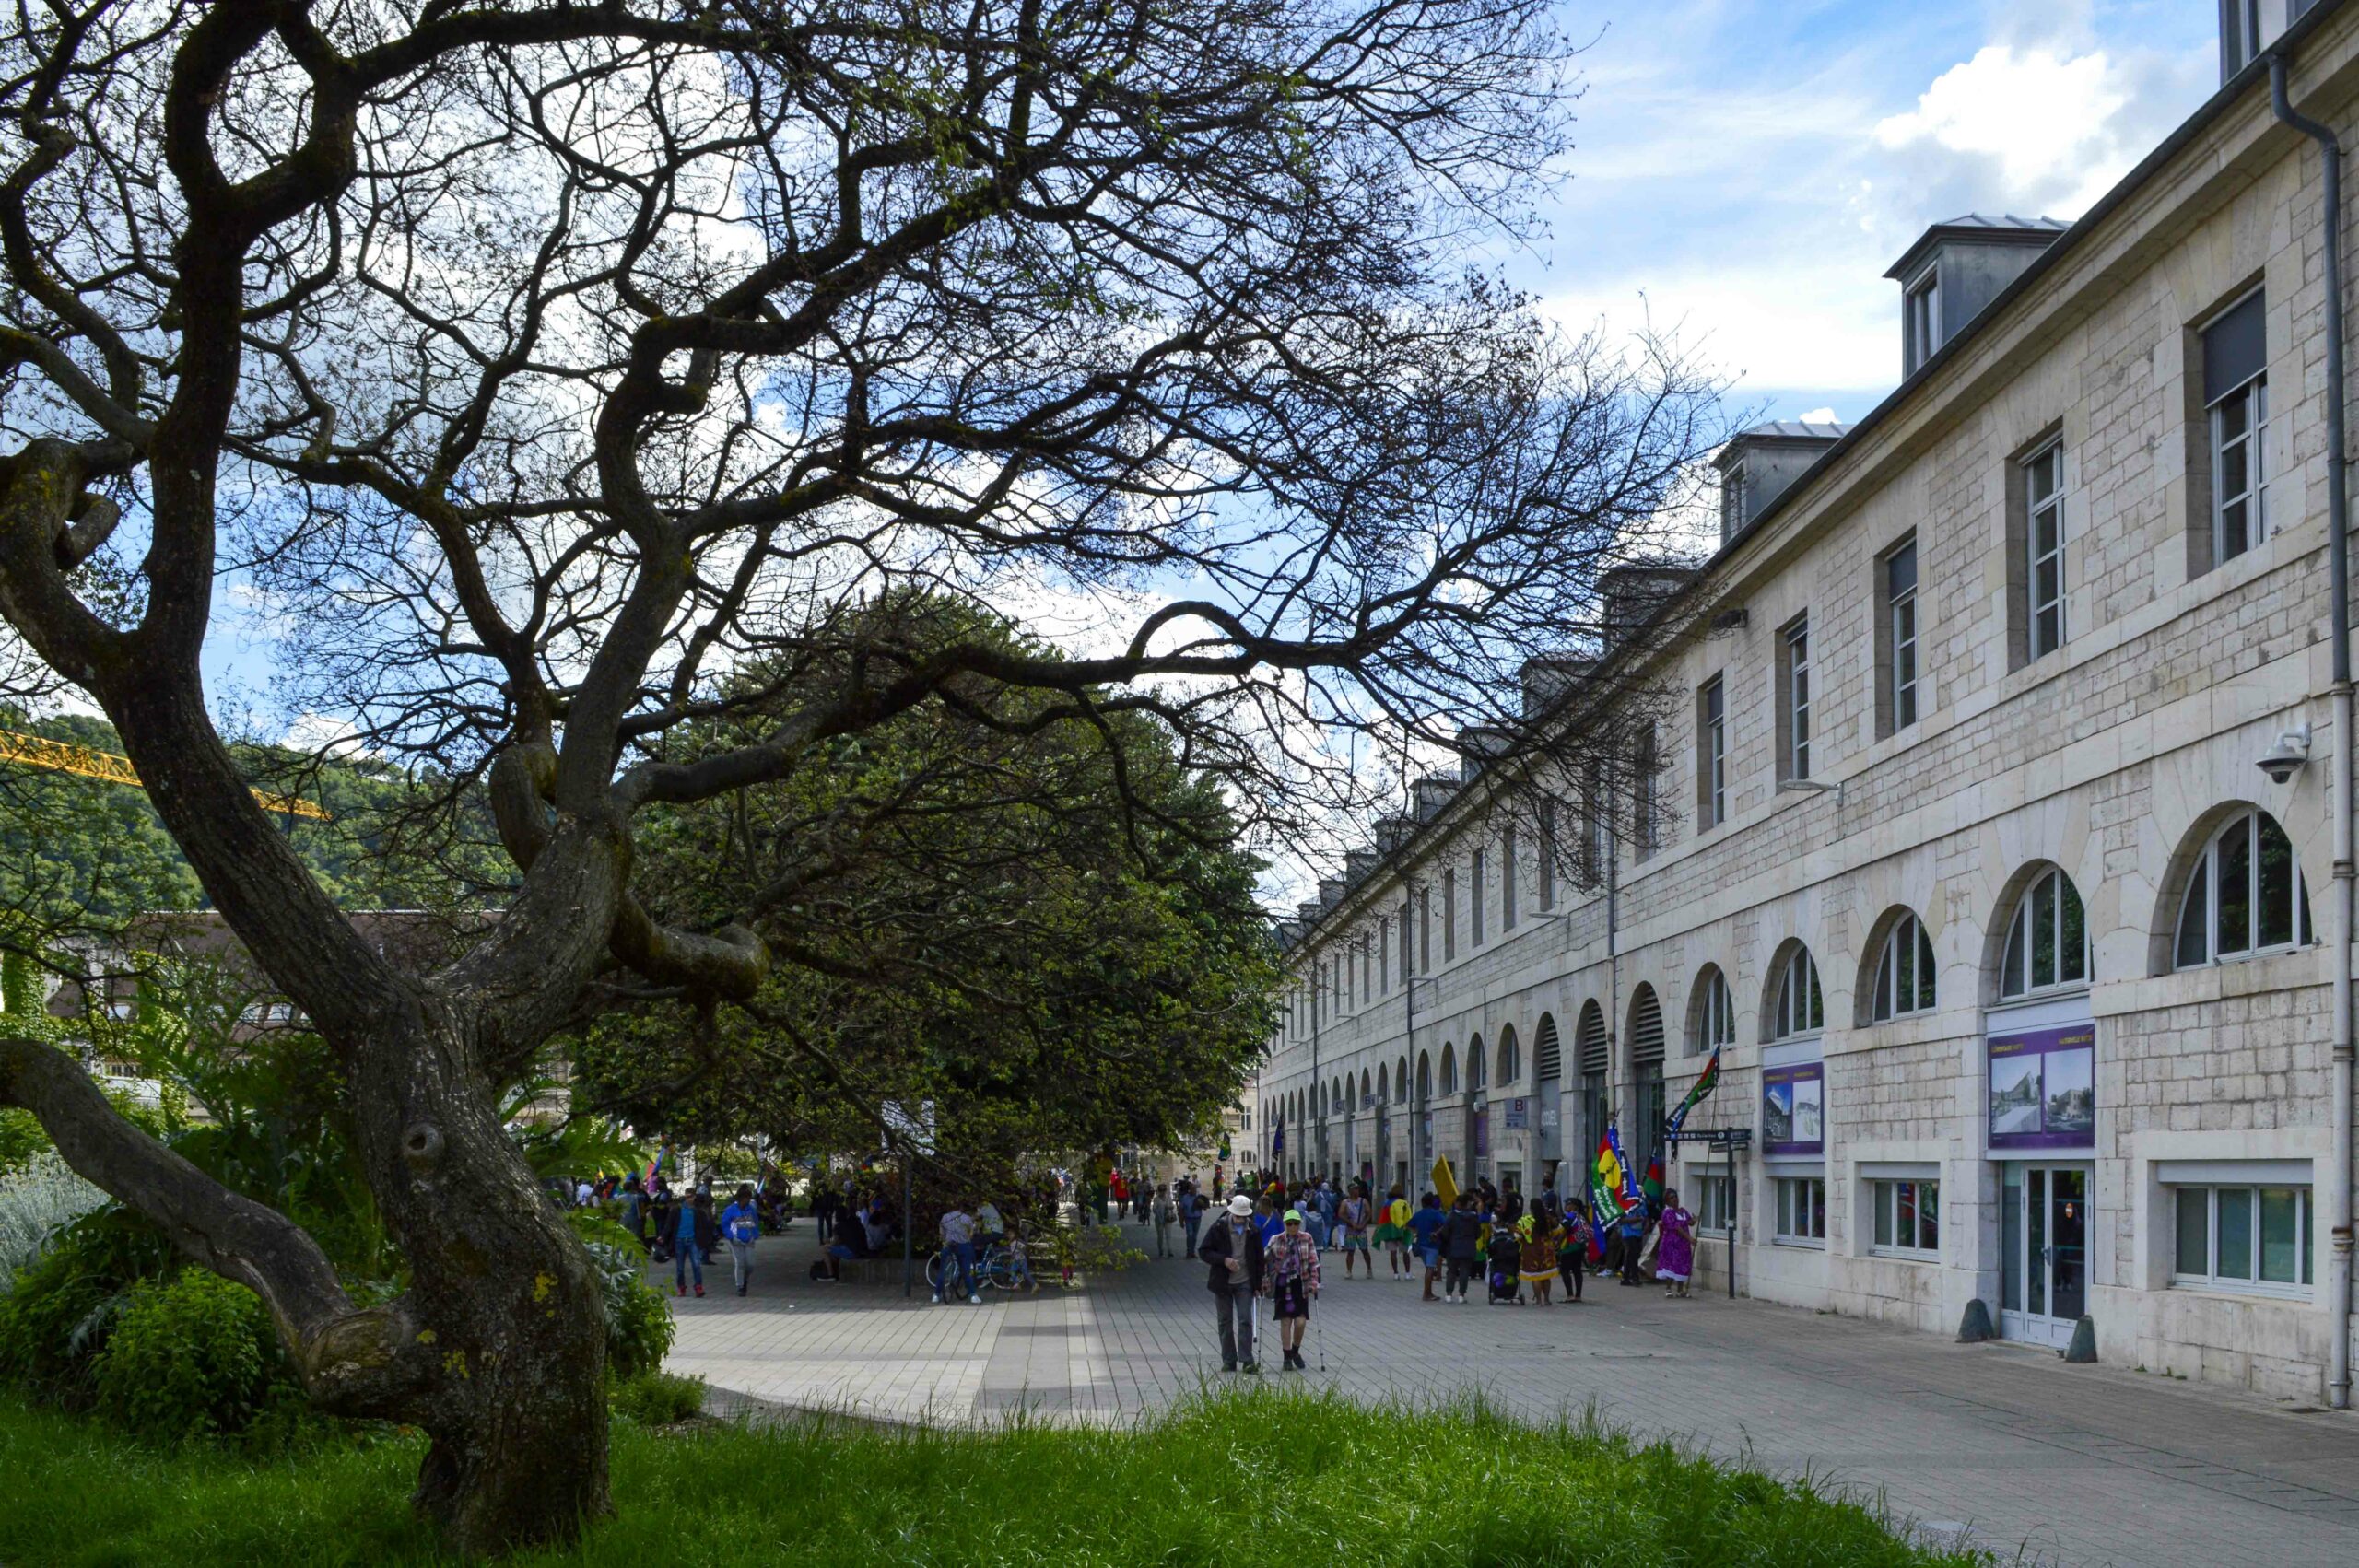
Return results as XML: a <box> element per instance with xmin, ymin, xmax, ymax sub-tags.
<box><xmin>2001</xmin><ymin>1164</ymin><xmax>2091</xmax><ymax>1347</ymax></box>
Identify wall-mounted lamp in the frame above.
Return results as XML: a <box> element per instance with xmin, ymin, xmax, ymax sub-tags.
<box><xmin>1777</xmin><ymin>777</ymin><xmax>1846</xmax><ymax>809</ymax></box>
<box><xmin>2258</xmin><ymin>721</ymin><xmax>2314</xmax><ymax>784</ymax></box>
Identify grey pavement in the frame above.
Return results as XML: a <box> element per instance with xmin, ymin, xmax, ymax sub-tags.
<box><xmin>657</xmin><ymin>1221</ymin><xmax>2359</xmax><ymax>1567</ymax></box>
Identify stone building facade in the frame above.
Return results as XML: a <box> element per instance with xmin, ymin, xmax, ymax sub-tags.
<box><xmin>1251</xmin><ymin>0</ymin><xmax>2359</xmax><ymax>1401</ymax></box>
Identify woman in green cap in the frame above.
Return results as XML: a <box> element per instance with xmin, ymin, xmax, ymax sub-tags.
<box><xmin>1262</xmin><ymin>1208</ymin><xmax>1322</xmax><ymax>1370</ymax></box>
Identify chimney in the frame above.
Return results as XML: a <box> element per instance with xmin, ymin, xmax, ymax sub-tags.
<box><xmin>1714</xmin><ymin>423</ymin><xmax>1848</xmax><ymax>543</ymax></box>
<box><xmin>1344</xmin><ymin>849</ymin><xmax>1380</xmax><ymax>884</ymax></box>
<box><xmin>1373</xmin><ymin>814</ymin><xmax>1415</xmax><ymax>854</ymax></box>
<box><xmin>1599</xmin><ymin>564</ymin><xmax>1697</xmax><ymax>651</ymax></box>
<box><xmin>1885</xmin><ymin>215</ymin><xmax>2064</xmax><ymax>376</ymax></box>
<box><xmin>1317</xmin><ymin>878</ymin><xmax>1346</xmax><ymax>908</ymax></box>
<box><xmin>1519</xmin><ymin>655</ymin><xmax>1590</xmax><ymax>720</ymax></box>
<box><xmin>1295</xmin><ymin>899</ymin><xmax>1324</xmax><ymax>925</ymax></box>
<box><xmin>1456</xmin><ymin>726</ymin><xmax>1511</xmax><ymax>782</ymax></box>
<box><xmin>1412</xmin><ymin>774</ymin><xmax>1457</xmax><ymax>821</ymax></box>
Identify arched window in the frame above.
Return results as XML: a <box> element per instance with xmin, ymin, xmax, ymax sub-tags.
<box><xmin>1690</xmin><ymin>965</ymin><xmax>1736</xmax><ymax>1056</ymax></box>
<box><xmin>1439</xmin><ymin>1043</ymin><xmax>1458</xmax><ymax>1096</ymax></box>
<box><xmin>1576</xmin><ymin>1000</ymin><xmax>1609</xmax><ymax>1153</ymax></box>
<box><xmin>1377</xmin><ymin>1063</ymin><xmax>1389</xmax><ymax>1104</ymax></box>
<box><xmin>2177</xmin><ymin>809</ymin><xmax>2314</xmax><ymax>967</ymax></box>
<box><xmin>1533</xmin><ymin>1013</ymin><xmax>1561</xmax><ymax>1082</ymax></box>
<box><xmin>1415</xmin><ymin>1051</ymin><xmax>1431</xmax><ymax>1100</ymax></box>
<box><xmin>1467</xmin><ymin>1034</ymin><xmax>1486</xmax><ymax>1093</ymax></box>
<box><xmin>1769</xmin><ymin>945</ymin><xmax>1824</xmax><ymax>1040</ymax></box>
<box><xmin>1497</xmin><ymin>1024</ymin><xmax>1520</xmax><ymax>1086</ymax></box>
<box><xmin>1396</xmin><ymin>1056</ymin><xmax>1409</xmax><ymax>1103</ymax></box>
<box><xmin>1999</xmin><ymin>865</ymin><xmax>2089</xmax><ymax>998</ymax></box>
<box><xmin>1629</xmin><ymin>985</ymin><xmax>1667</xmax><ymax>1155</ymax></box>
<box><xmin>1870</xmin><ymin>912</ymin><xmax>1937</xmax><ymax>1021</ymax></box>
<box><xmin>1360</xmin><ymin>1069</ymin><xmax>1371</xmax><ymax>1108</ymax></box>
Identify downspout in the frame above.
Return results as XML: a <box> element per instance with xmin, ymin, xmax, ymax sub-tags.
<box><xmin>2272</xmin><ymin>52</ymin><xmax>2354</xmax><ymax>1412</ymax></box>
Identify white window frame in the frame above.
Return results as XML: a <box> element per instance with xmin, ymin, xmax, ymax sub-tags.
<box><xmin>2172</xmin><ymin>1182</ymin><xmax>2313</xmax><ymax>1297</ymax></box>
<box><xmin>1700</xmin><ymin>676</ymin><xmax>1727</xmax><ymax>827</ymax></box>
<box><xmin>2175</xmin><ymin>808</ymin><xmax>2315</xmax><ymax>968</ymax></box>
<box><xmin>1696</xmin><ymin>966</ymin><xmax>1736</xmax><ymax>1055</ymax></box>
<box><xmin>1697</xmin><ymin>1173</ymin><xmax>1737</xmax><ymax>1235</ymax></box>
<box><xmin>1785</xmin><ymin>617</ymin><xmax>1813</xmax><ymax>781</ymax></box>
<box><xmin>1870</xmin><ymin>1177</ymin><xmax>1941</xmax><ymax>1258</ymax></box>
<box><xmin>1870</xmin><ymin>913</ymin><xmax>1937</xmax><ymax>1022</ymax></box>
<box><xmin>1904</xmin><ymin>267</ymin><xmax>1941</xmax><ymax>368</ymax></box>
<box><xmin>1774</xmin><ymin>1176</ymin><xmax>1826</xmax><ymax>1245</ymax></box>
<box><xmin>2025</xmin><ymin>441</ymin><xmax>2066</xmax><ymax>659</ymax></box>
<box><xmin>1998</xmin><ymin>866</ymin><xmax>2090</xmax><ymax>1000</ymax></box>
<box><xmin>1769</xmin><ymin>946</ymin><xmax>1824</xmax><ymax>1041</ymax></box>
<box><xmin>1887</xmin><ymin>540</ymin><xmax>1919</xmax><ymax>729</ymax></box>
<box><xmin>2212</xmin><ymin>374</ymin><xmax>2270</xmax><ymax>564</ymax></box>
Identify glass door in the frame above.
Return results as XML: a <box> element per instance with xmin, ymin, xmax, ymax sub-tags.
<box><xmin>2001</xmin><ymin>1164</ymin><xmax>2090</xmax><ymax>1348</ymax></box>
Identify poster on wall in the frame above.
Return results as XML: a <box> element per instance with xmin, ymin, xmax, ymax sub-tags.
<box><xmin>1988</xmin><ymin>1024</ymin><xmax>2096</xmax><ymax>1150</ymax></box>
<box><xmin>1761</xmin><ymin>1062</ymin><xmax>1825</xmax><ymax>1155</ymax></box>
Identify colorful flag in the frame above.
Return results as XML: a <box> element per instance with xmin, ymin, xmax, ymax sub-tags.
<box><xmin>643</xmin><ymin>1142</ymin><xmax>671</xmax><ymax>1187</ymax></box>
<box><xmin>1272</xmin><ymin>1118</ymin><xmax>1285</xmax><ymax>1159</ymax></box>
<box><xmin>1606</xmin><ymin>1121</ymin><xmax>1646</xmax><ymax>1212</ymax></box>
<box><xmin>1661</xmin><ymin>1047</ymin><xmax>1724</xmax><ymax>1158</ymax></box>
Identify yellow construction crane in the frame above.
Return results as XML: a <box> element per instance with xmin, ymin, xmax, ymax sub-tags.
<box><xmin>0</xmin><ymin>729</ymin><xmax>331</xmax><ymax>821</ymax></box>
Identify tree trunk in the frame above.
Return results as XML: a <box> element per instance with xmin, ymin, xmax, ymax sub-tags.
<box><xmin>348</xmin><ymin>1000</ymin><xmax>613</xmax><ymax>1555</ymax></box>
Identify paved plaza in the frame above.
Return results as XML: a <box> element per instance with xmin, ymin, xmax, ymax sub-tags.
<box><xmin>660</xmin><ymin>1221</ymin><xmax>2359</xmax><ymax>1567</ymax></box>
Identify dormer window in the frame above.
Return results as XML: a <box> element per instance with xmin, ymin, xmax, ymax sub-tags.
<box><xmin>1719</xmin><ymin>460</ymin><xmax>1743</xmax><ymax>540</ymax></box>
<box><xmin>2222</xmin><ymin>1</ymin><xmax>2263</xmax><ymax>79</ymax></box>
<box><xmin>1904</xmin><ymin>269</ymin><xmax>1941</xmax><ymax>372</ymax></box>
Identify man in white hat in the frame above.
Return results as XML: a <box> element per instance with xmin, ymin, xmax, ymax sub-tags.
<box><xmin>1196</xmin><ymin>1192</ymin><xmax>1267</xmax><ymax>1372</ymax></box>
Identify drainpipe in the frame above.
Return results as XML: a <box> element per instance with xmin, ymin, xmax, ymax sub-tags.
<box><xmin>2272</xmin><ymin>52</ymin><xmax>2354</xmax><ymax>1412</ymax></box>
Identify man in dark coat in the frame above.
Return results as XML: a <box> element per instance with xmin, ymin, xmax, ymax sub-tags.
<box><xmin>1441</xmin><ymin>1193</ymin><xmax>1484</xmax><ymax>1303</ymax></box>
<box><xmin>1197</xmin><ymin>1192</ymin><xmax>1267</xmax><ymax>1373</ymax></box>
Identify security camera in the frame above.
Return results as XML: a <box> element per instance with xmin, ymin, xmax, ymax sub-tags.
<box><xmin>2258</xmin><ymin>722</ymin><xmax>2313</xmax><ymax>784</ymax></box>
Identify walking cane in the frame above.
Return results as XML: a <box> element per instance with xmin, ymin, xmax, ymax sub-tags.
<box><xmin>1312</xmin><ymin>1293</ymin><xmax>1326</xmax><ymax>1373</ymax></box>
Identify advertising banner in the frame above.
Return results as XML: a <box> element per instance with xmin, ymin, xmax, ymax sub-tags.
<box><xmin>1761</xmin><ymin>1061</ymin><xmax>1825</xmax><ymax>1155</ymax></box>
<box><xmin>1988</xmin><ymin>1023</ymin><xmax>2095</xmax><ymax>1150</ymax></box>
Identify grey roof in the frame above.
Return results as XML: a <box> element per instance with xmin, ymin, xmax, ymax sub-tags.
<box><xmin>1884</xmin><ymin>215</ymin><xmax>2068</xmax><ymax>279</ymax></box>
<box><xmin>1737</xmin><ymin>420</ymin><xmax>1852</xmax><ymax>442</ymax></box>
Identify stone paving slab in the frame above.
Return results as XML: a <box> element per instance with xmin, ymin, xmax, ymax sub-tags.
<box><xmin>656</xmin><ymin>1223</ymin><xmax>2359</xmax><ymax>1567</ymax></box>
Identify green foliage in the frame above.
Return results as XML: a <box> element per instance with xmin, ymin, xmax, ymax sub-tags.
<box><xmin>566</xmin><ymin>1212</ymin><xmax>674</xmax><ymax>1379</ymax></box>
<box><xmin>1049</xmin><ymin>1222</ymin><xmax>1147</xmax><ymax>1279</ymax></box>
<box><xmin>0</xmin><ymin>1109</ymin><xmax>47</xmax><ymax>1175</ymax></box>
<box><xmin>0</xmin><ymin>1386</ymin><xmax>1987</xmax><ymax>1567</ymax></box>
<box><xmin>607</xmin><ymin>1369</ymin><xmax>705</xmax><ymax>1427</ymax></box>
<box><xmin>90</xmin><ymin>1270</ymin><xmax>287</xmax><ymax>1445</ymax></box>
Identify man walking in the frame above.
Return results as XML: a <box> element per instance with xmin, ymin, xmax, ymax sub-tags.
<box><xmin>721</xmin><ymin>1183</ymin><xmax>761</xmax><ymax>1296</ymax></box>
<box><xmin>1441</xmin><ymin>1193</ymin><xmax>1483</xmax><ymax>1304</ymax></box>
<box><xmin>1337</xmin><ymin>1186</ymin><xmax>1373</xmax><ymax>1278</ymax></box>
<box><xmin>1179</xmin><ymin>1179</ymin><xmax>1206</xmax><ymax>1260</ymax></box>
<box><xmin>1198</xmin><ymin>1192</ymin><xmax>1266</xmax><ymax>1373</ymax></box>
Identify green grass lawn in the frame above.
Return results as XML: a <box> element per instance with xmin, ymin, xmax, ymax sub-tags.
<box><xmin>0</xmin><ymin>1386</ymin><xmax>1985</xmax><ymax>1566</ymax></box>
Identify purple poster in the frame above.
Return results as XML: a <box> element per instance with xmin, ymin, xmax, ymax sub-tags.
<box><xmin>1988</xmin><ymin>1024</ymin><xmax>2095</xmax><ymax>1150</ymax></box>
<box><xmin>1762</xmin><ymin>1062</ymin><xmax>1824</xmax><ymax>1155</ymax></box>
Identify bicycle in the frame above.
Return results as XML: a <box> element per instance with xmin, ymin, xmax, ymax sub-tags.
<box><xmin>923</xmin><ymin>1241</ymin><xmax>1028</xmax><ymax>1293</ymax></box>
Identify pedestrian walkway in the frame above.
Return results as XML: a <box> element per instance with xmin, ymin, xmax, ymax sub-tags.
<box><xmin>661</xmin><ymin>1222</ymin><xmax>2359</xmax><ymax>1567</ymax></box>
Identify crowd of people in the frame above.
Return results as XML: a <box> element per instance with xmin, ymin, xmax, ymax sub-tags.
<box><xmin>1180</xmin><ymin>1167</ymin><xmax>1699</xmax><ymax>1373</ymax></box>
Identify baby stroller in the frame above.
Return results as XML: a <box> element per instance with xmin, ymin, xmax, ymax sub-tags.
<box><xmin>1486</xmin><ymin>1231</ymin><xmax>1523</xmax><ymax>1305</ymax></box>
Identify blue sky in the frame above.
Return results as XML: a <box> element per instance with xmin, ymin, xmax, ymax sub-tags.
<box><xmin>196</xmin><ymin>0</ymin><xmax>2227</xmax><ymax>743</ymax></box>
<box><xmin>1513</xmin><ymin>0</ymin><xmax>2218</xmax><ymax>424</ymax></box>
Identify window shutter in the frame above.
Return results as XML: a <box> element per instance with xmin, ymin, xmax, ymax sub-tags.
<box><xmin>1534</xmin><ymin>1014</ymin><xmax>1562</xmax><ymax>1082</ymax></box>
<box><xmin>1577</xmin><ymin>1005</ymin><xmax>1608</xmax><ymax>1075</ymax></box>
<box><xmin>1631</xmin><ymin>989</ymin><xmax>1665</xmax><ymax>1068</ymax></box>
<box><xmin>2202</xmin><ymin>290</ymin><xmax>2265</xmax><ymax>405</ymax></box>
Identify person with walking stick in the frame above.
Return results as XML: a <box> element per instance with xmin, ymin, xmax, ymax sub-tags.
<box><xmin>1198</xmin><ymin>1193</ymin><xmax>1266</xmax><ymax>1374</ymax></box>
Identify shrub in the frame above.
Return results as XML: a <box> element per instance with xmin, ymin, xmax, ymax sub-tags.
<box><xmin>0</xmin><ymin>1152</ymin><xmax>106</xmax><ymax>1285</ymax></box>
<box><xmin>568</xmin><ymin>1214</ymin><xmax>675</xmax><ymax>1378</ymax></box>
<box><xmin>89</xmin><ymin>1270</ymin><xmax>285</xmax><ymax>1444</ymax></box>
<box><xmin>608</xmin><ymin>1368</ymin><xmax>705</xmax><ymax>1427</ymax></box>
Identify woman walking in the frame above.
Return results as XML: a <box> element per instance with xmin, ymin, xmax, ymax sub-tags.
<box><xmin>1262</xmin><ymin>1208</ymin><xmax>1322</xmax><ymax>1370</ymax></box>
<box><xmin>1556</xmin><ymin>1199</ymin><xmax>1590</xmax><ymax>1303</ymax></box>
<box><xmin>1656</xmin><ymin>1187</ymin><xmax>1697</xmax><ymax>1298</ymax></box>
<box><xmin>1153</xmin><ymin>1183</ymin><xmax>1177</xmax><ymax>1258</ymax></box>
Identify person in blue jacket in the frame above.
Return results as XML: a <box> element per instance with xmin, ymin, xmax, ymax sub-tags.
<box><xmin>674</xmin><ymin>1196</ymin><xmax>704</xmax><ymax>1297</ymax></box>
<box><xmin>720</xmin><ymin>1184</ymin><xmax>762</xmax><ymax>1296</ymax></box>
<box><xmin>1409</xmin><ymin>1192</ymin><xmax>1449</xmax><ymax>1301</ymax></box>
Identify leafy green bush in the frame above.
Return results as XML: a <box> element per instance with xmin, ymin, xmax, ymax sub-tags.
<box><xmin>89</xmin><ymin>1270</ymin><xmax>286</xmax><ymax>1444</ymax></box>
<box><xmin>568</xmin><ymin>1211</ymin><xmax>674</xmax><ymax>1378</ymax></box>
<box><xmin>608</xmin><ymin>1369</ymin><xmax>705</xmax><ymax>1427</ymax></box>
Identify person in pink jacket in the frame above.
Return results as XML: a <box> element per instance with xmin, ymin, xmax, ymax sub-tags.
<box><xmin>1262</xmin><ymin>1209</ymin><xmax>1322</xmax><ymax>1371</ymax></box>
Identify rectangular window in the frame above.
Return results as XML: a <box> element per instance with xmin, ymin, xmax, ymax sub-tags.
<box><xmin>2204</xmin><ymin>289</ymin><xmax>2269</xmax><ymax>565</ymax></box>
<box><xmin>1697</xmin><ymin>1174</ymin><xmax>1737</xmax><ymax>1235</ymax></box>
<box><xmin>1581</xmin><ymin>775</ymin><xmax>1609</xmax><ymax>887</ymax></box>
<box><xmin>1634</xmin><ymin>727</ymin><xmax>1659</xmax><ymax>860</ymax></box>
<box><xmin>1774</xmin><ymin>1176</ymin><xmax>1826</xmax><ymax>1243</ymax></box>
<box><xmin>1719</xmin><ymin>461</ymin><xmax>1744</xmax><ymax>541</ymax></box>
<box><xmin>1539</xmin><ymin>799</ymin><xmax>1557</xmax><ymax>910</ymax></box>
<box><xmin>1885</xmin><ymin>539</ymin><xmax>1919</xmax><ymax>729</ymax></box>
<box><xmin>1379</xmin><ymin>919</ymin><xmax>1390</xmax><ymax>994</ymax></box>
<box><xmin>1470</xmin><ymin>850</ymin><xmax>1486</xmax><ymax>947</ymax></box>
<box><xmin>1905</xmin><ymin>269</ymin><xmax>1941</xmax><ymax>369</ymax></box>
<box><xmin>1400</xmin><ymin>898</ymin><xmax>1414</xmax><ymax>980</ymax></box>
<box><xmin>1443</xmin><ymin>870</ymin><xmax>1457</xmax><ymax>961</ymax></box>
<box><xmin>1501</xmin><ymin>825</ymin><xmax>1519</xmax><ymax>931</ymax></box>
<box><xmin>1870</xmin><ymin>1179</ymin><xmax>1940</xmax><ymax>1255</ymax></box>
<box><xmin>2174</xmin><ymin>1184</ymin><xmax>2313</xmax><ymax>1293</ymax></box>
<box><xmin>2222</xmin><ymin>0</ymin><xmax>2263</xmax><ymax>79</ymax></box>
<box><xmin>1781</xmin><ymin>615</ymin><xmax>1813</xmax><ymax>781</ymax></box>
<box><xmin>1697</xmin><ymin>676</ymin><xmax>1726</xmax><ymax>828</ymax></box>
<box><xmin>1419</xmin><ymin>886</ymin><xmax>1431</xmax><ymax>970</ymax></box>
<box><xmin>2024</xmin><ymin>444</ymin><xmax>2065</xmax><ymax>658</ymax></box>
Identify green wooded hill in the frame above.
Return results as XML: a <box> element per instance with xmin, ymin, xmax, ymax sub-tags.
<box><xmin>0</xmin><ymin>709</ymin><xmax>495</xmax><ymax>926</ymax></box>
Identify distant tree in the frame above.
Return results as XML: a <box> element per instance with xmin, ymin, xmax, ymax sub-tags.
<box><xmin>0</xmin><ymin>1</ymin><xmax>1711</xmax><ymax>1551</ymax></box>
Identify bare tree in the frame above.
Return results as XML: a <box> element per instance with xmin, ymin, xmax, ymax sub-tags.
<box><xmin>0</xmin><ymin>0</ymin><xmax>1711</xmax><ymax>1550</ymax></box>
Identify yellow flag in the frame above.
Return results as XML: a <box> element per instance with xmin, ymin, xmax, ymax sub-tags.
<box><xmin>1431</xmin><ymin>1154</ymin><xmax>1458</xmax><ymax>1208</ymax></box>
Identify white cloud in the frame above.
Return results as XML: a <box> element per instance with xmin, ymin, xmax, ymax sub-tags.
<box><xmin>1795</xmin><ymin>406</ymin><xmax>1839</xmax><ymax>425</ymax></box>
